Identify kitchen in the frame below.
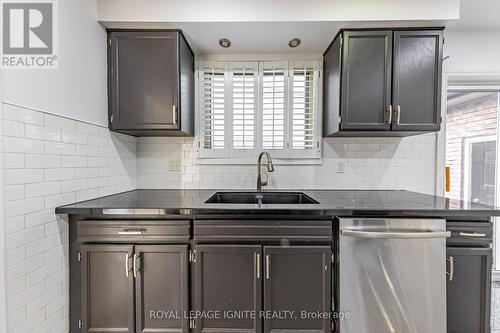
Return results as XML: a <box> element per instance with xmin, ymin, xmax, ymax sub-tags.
<box><xmin>1</xmin><ymin>0</ymin><xmax>500</xmax><ymax>333</ymax></box>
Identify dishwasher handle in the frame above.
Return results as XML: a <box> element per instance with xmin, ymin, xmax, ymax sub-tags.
<box><xmin>341</xmin><ymin>229</ymin><xmax>451</xmax><ymax>239</ymax></box>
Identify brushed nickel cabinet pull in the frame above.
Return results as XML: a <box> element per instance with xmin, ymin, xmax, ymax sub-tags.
<box><xmin>256</xmin><ymin>253</ymin><xmax>261</xmax><ymax>279</ymax></box>
<box><xmin>125</xmin><ymin>254</ymin><xmax>130</xmax><ymax>278</ymax></box>
<box><xmin>446</xmin><ymin>256</ymin><xmax>454</xmax><ymax>281</ymax></box>
<box><xmin>384</xmin><ymin>105</ymin><xmax>393</xmax><ymax>125</ymax></box>
<box><xmin>172</xmin><ymin>105</ymin><xmax>177</xmax><ymax>125</ymax></box>
<box><xmin>133</xmin><ymin>253</ymin><xmax>138</xmax><ymax>278</ymax></box>
<box><xmin>265</xmin><ymin>255</ymin><xmax>270</xmax><ymax>280</ymax></box>
<box><xmin>459</xmin><ymin>232</ymin><xmax>486</xmax><ymax>237</ymax></box>
<box><xmin>118</xmin><ymin>229</ymin><xmax>145</xmax><ymax>235</ymax></box>
<box><xmin>393</xmin><ymin>105</ymin><xmax>401</xmax><ymax>125</ymax></box>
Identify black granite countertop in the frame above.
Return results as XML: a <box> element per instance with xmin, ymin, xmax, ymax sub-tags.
<box><xmin>55</xmin><ymin>189</ymin><xmax>500</xmax><ymax>218</ymax></box>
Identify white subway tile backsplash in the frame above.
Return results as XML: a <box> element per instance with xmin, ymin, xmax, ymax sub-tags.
<box><xmin>4</xmin><ymin>137</ymin><xmax>44</xmax><ymax>154</ymax></box>
<box><xmin>136</xmin><ymin>134</ymin><xmax>437</xmax><ymax>194</ymax></box>
<box><xmin>25</xmin><ymin>154</ymin><xmax>61</xmax><ymax>169</ymax></box>
<box><xmin>44</xmin><ymin>142</ymin><xmax>75</xmax><ymax>155</ymax></box>
<box><xmin>61</xmin><ymin>131</ymin><xmax>87</xmax><ymax>145</ymax></box>
<box><xmin>25</xmin><ymin>182</ymin><xmax>62</xmax><ymax>198</ymax></box>
<box><xmin>3</xmin><ymin>120</ymin><xmax>25</xmax><ymax>137</ymax></box>
<box><xmin>76</xmin><ymin>144</ymin><xmax>99</xmax><ymax>156</ymax></box>
<box><xmin>45</xmin><ymin>168</ymin><xmax>75</xmax><ymax>182</ymax></box>
<box><xmin>25</xmin><ymin>124</ymin><xmax>61</xmax><ymax>142</ymax></box>
<box><xmin>4</xmin><ymin>185</ymin><xmax>25</xmax><ymax>202</ymax></box>
<box><xmin>4</xmin><ymin>169</ymin><xmax>44</xmax><ymax>185</ymax></box>
<box><xmin>4</xmin><ymin>153</ymin><xmax>25</xmax><ymax>169</ymax></box>
<box><xmin>2</xmin><ymin>104</ymin><xmax>137</xmax><ymax>333</ymax></box>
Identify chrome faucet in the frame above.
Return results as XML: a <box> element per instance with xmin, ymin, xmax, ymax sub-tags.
<box><xmin>256</xmin><ymin>152</ymin><xmax>275</xmax><ymax>192</ymax></box>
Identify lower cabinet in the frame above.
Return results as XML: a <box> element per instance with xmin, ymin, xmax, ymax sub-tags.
<box><xmin>81</xmin><ymin>244</ymin><xmax>189</xmax><ymax>333</ymax></box>
<box><xmin>446</xmin><ymin>247</ymin><xmax>492</xmax><ymax>333</ymax></box>
<box><xmin>193</xmin><ymin>245</ymin><xmax>332</xmax><ymax>333</ymax></box>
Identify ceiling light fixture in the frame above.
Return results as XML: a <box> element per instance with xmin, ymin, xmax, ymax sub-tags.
<box><xmin>219</xmin><ymin>38</ymin><xmax>231</xmax><ymax>48</ymax></box>
<box><xmin>288</xmin><ymin>38</ymin><xmax>301</xmax><ymax>48</ymax></box>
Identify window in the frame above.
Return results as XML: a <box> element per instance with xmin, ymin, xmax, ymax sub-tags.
<box><xmin>198</xmin><ymin>60</ymin><xmax>321</xmax><ymax>161</ymax></box>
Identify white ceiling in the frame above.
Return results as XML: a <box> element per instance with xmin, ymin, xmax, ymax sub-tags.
<box><xmin>448</xmin><ymin>0</ymin><xmax>500</xmax><ymax>30</ymax></box>
<box><xmin>103</xmin><ymin>20</ymin><xmax>447</xmax><ymax>55</ymax></box>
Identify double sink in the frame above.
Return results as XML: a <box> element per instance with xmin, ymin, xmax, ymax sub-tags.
<box><xmin>205</xmin><ymin>192</ymin><xmax>319</xmax><ymax>205</ymax></box>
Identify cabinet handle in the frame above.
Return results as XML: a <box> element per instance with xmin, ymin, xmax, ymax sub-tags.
<box><xmin>384</xmin><ymin>105</ymin><xmax>393</xmax><ymax>125</ymax></box>
<box><xmin>133</xmin><ymin>253</ymin><xmax>138</xmax><ymax>278</ymax></box>
<box><xmin>459</xmin><ymin>232</ymin><xmax>486</xmax><ymax>237</ymax></box>
<box><xmin>256</xmin><ymin>253</ymin><xmax>261</xmax><ymax>279</ymax></box>
<box><xmin>172</xmin><ymin>105</ymin><xmax>177</xmax><ymax>125</ymax></box>
<box><xmin>393</xmin><ymin>105</ymin><xmax>401</xmax><ymax>125</ymax></box>
<box><xmin>118</xmin><ymin>229</ymin><xmax>145</xmax><ymax>235</ymax></box>
<box><xmin>265</xmin><ymin>255</ymin><xmax>270</xmax><ymax>280</ymax></box>
<box><xmin>125</xmin><ymin>254</ymin><xmax>130</xmax><ymax>278</ymax></box>
<box><xmin>446</xmin><ymin>256</ymin><xmax>454</xmax><ymax>281</ymax></box>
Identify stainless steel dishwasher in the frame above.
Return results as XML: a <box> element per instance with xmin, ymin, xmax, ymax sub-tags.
<box><xmin>338</xmin><ymin>218</ymin><xmax>450</xmax><ymax>333</ymax></box>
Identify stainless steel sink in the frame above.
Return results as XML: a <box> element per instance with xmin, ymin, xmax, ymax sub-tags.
<box><xmin>205</xmin><ymin>192</ymin><xmax>319</xmax><ymax>204</ymax></box>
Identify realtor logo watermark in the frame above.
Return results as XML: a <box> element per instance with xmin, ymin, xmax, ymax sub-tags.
<box><xmin>1</xmin><ymin>0</ymin><xmax>58</xmax><ymax>69</ymax></box>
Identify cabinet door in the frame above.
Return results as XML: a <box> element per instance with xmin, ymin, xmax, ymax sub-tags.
<box><xmin>340</xmin><ymin>31</ymin><xmax>393</xmax><ymax>131</ymax></box>
<box><xmin>81</xmin><ymin>244</ymin><xmax>135</xmax><ymax>333</ymax></box>
<box><xmin>263</xmin><ymin>246</ymin><xmax>331</xmax><ymax>333</ymax></box>
<box><xmin>194</xmin><ymin>245</ymin><xmax>262</xmax><ymax>333</ymax></box>
<box><xmin>109</xmin><ymin>31</ymin><xmax>179</xmax><ymax>131</ymax></box>
<box><xmin>392</xmin><ymin>30</ymin><xmax>443</xmax><ymax>131</ymax></box>
<box><xmin>135</xmin><ymin>245</ymin><xmax>189</xmax><ymax>333</ymax></box>
<box><xmin>447</xmin><ymin>247</ymin><xmax>492</xmax><ymax>333</ymax></box>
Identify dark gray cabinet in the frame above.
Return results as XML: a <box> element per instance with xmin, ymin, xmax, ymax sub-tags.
<box><xmin>193</xmin><ymin>245</ymin><xmax>263</xmax><ymax>333</ymax></box>
<box><xmin>81</xmin><ymin>244</ymin><xmax>189</xmax><ymax>333</ymax></box>
<box><xmin>392</xmin><ymin>30</ymin><xmax>443</xmax><ymax>131</ymax></box>
<box><xmin>81</xmin><ymin>244</ymin><xmax>135</xmax><ymax>333</ymax></box>
<box><xmin>339</xmin><ymin>31</ymin><xmax>393</xmax><ymax>131</ymax></box>
<box><xmin>263</xmin><ymin>246</ymin><xmax>332</xmax><ymax>333</ymax></box>
<box><xmin>446</xmin><ymin>247</ymin><xmax>492</xmax><ymax>333</ymax></box>
<box><xmin>193</xmin><ymin>245</ymin><xmax>332</xmax><ymax>333</ymax></box>
<box><xmin>323</xmin><ymin>28</ymin><xmax>444</xmax><ymax>136</ymax></box>
<box><xmin>108</xmin><ymin>30</ymin><xmax>194</xmax><ymax>137</ymax></box>
<box><xmin>135</xmin><ymin>245</ymin><xmax>189</xmax><ymax>333</ymax></box>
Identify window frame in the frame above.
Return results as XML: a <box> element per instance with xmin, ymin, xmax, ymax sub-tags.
<box><xmin>196</xmin><ymin>59</ymin><xmax>322</xmax><ymax>163</ymax></box>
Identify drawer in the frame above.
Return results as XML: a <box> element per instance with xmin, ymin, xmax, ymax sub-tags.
<box><xmin>194</xmin><ymin>219</ymin><xmax>332</xmax><ymax>243</ymax></box>
<box><xmin>77</xmin><ymin>220</ymin><xmax>190</xmax><ymax>243</ymax></box>
<box><xmin>446</xmin><ymin>222</ymin><xmax>492</xmax><ymax>247</ymax></box>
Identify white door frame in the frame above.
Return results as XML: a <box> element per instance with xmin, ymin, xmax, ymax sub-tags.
<box><xmin>463</xmin><ymin>135</ymin><xmax>497</xmax><ymax>207</ymax></box>
<box><xmin>439</xmin><ymin>77</ymin><xmax>500</xmax><ymax>275</ymax></box>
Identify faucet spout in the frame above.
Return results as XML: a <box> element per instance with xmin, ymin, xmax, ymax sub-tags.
<box><xmin>257</xmin><ymin>152</ymin><xmax>275</xmax><ymax>192</ymax></box>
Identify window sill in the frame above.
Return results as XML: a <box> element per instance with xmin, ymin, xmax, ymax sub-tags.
<box><xmin>195</xmin><ymin>158</ymin><xmax>323</xmax><ymax>166</ymax></box>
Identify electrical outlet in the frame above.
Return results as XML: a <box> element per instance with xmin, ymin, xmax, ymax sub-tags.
<box><xmin>169</xmin><ymin>160</ymin><xmax>181</xmax><ymax>172</ymax></box>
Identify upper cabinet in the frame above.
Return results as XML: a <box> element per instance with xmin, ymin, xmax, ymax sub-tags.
<box><xmin>107</xmin><ymin>30</ymin><xmax>194</xmax><ymax>137</ymax></box>
<box><xmin>323</xmin><ymin>28</ymin><xmax>444</xmax><ymax>137</ymax></box>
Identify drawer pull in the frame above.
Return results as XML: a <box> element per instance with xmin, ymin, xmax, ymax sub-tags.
<box><xmin>446</xmin><ymin>256</ymin><xmax>454</xmax><ymax>281</ymax></box>
<box><xmin>118</xmin><ymin>230</ymin><xmax>145</xmax><ymax>235</ymax></box>
<box><xmin>459</xmin><ymin>232</ymin><xmax>486</xmax><ymax>237</ymax></box>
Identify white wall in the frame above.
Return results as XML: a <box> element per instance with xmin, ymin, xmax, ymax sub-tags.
<box><xmin>97</xmin><ymin>0</ymin><xmax>459</xmax><ymax>22</ymax></box>
<box><xmin>444</xmin><ymin>29</ymin><xmax>500</xmax><ymax>74</ymax></box>
<box><xmin>1</xmin><ymin>0</ymin><xmax>108</xmax><ymax>127</ymax></box>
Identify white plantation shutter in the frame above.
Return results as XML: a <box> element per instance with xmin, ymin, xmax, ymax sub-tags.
<box><xmin>197</xmin><ymin>60</ymin><xmax>321</xmax><ymax>161</ymax></box>
<box><xmin>199</xmin><ymin>62</ymin><xmax>227</xmax><ymax>157</ymax></box>
<box><xmin>291</xmin><ymin>61</ymin><xmax>319</xmax><ymax>153</ymax></box>
<box><xmin>260</xmin><ymin>61</ymin><xmax>287</xmax><ymax>151</ymax></box>
<box><xmin>231</xmin><ymin>63</ymin><xmax>258</xmax><ymax>151</ymax></box>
